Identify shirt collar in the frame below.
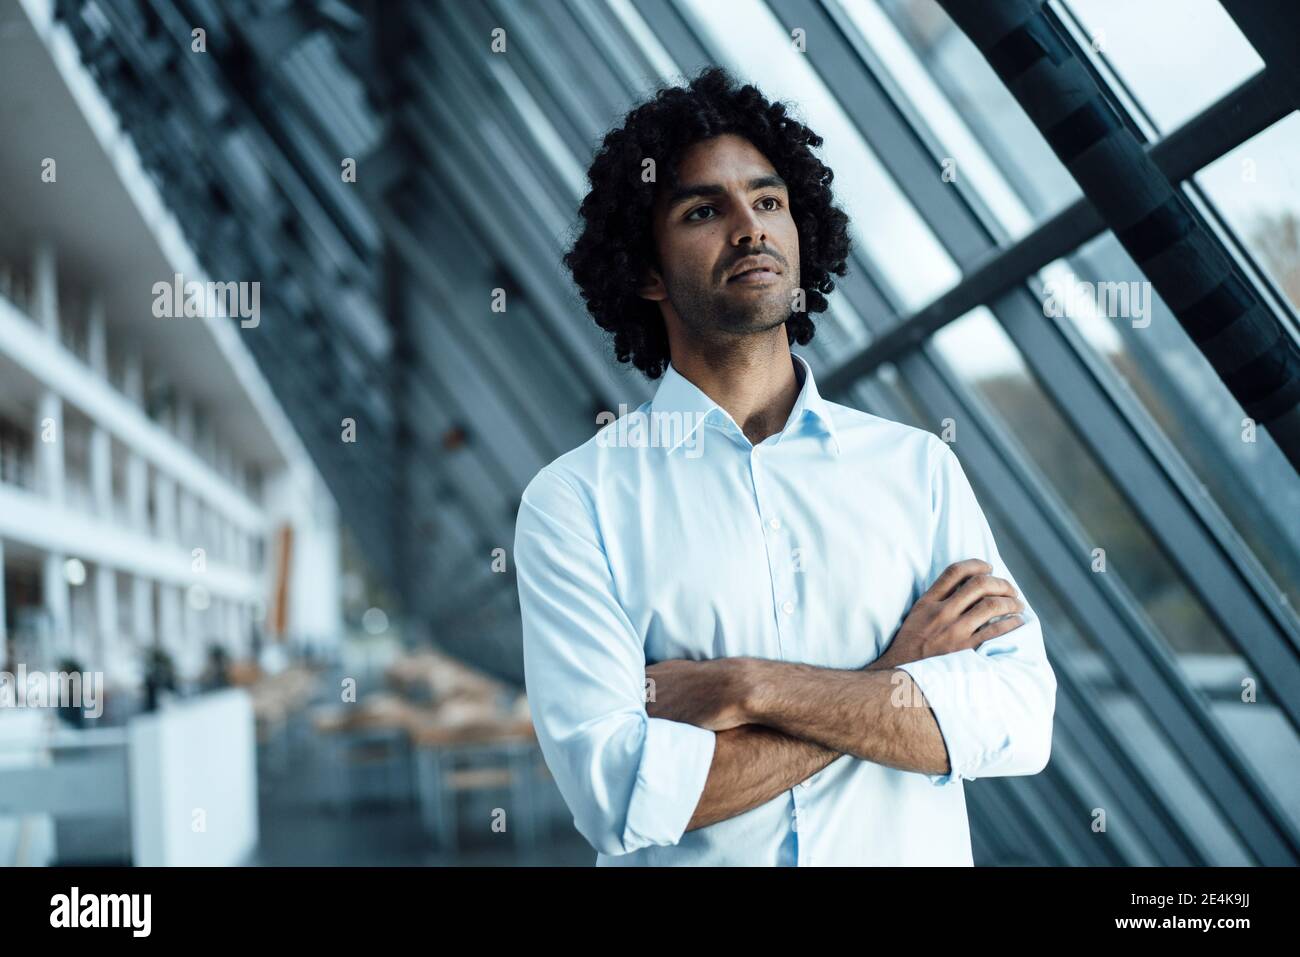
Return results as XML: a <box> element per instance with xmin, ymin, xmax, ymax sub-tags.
<box><xmin>652</xmin><ymin>351</ymin><xmax>841</xmax><ymax>457</ymax></box>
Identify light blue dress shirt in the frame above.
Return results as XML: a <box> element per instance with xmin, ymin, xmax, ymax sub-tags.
<box><xmin>514</xmin><ymin>351</ymin><xmax>1056</xmax><ymax>865</ymax></box>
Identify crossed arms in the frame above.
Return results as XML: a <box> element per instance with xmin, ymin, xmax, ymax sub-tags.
<box><xmin>514</xmin><ymin>445</ymin><xmax>1057</xmax><ymax>856</ymax></box>
<box><xmin>646</xmin><ymin>558</ymin><xmax>1030</xmax><ymax>832</ymax></box>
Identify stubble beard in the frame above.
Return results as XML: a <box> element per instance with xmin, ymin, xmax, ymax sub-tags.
<box><xmin>666</xmin><ymin>267</ymin><xmax>799</xmax><ymax>344</ymax></box>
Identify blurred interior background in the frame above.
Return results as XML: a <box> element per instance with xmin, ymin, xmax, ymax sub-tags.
<box><xmin>0</xmin><ymin>0</ymin><xmax>1298</xmax><ymax>866</ymax></box>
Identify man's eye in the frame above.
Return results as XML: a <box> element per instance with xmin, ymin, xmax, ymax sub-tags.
<box><xmin>687</xmin><ymin>198</ymin><xmax>782</xmax><ymax>222</ymax></box>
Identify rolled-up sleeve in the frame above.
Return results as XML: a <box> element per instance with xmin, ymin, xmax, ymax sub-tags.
<box><xmin>897</xmin><ymin>439</ymin><xmax>1057</xmax><ymax>786</ymax></box>
<box><xmin>514</xmin><ymin>467</ymin><xmax>717</xmax><ymax>855</ymax></box>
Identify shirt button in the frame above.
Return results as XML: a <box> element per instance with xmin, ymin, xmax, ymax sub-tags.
<box><xmin>782</xmin><ymin>600</ymin><xmax>795</xmax><ymax>615</ymax></box>
<box><xmin>768</xmin><ymin>517</ymin><xmax>781</xmax><ymax>530</ymax></box>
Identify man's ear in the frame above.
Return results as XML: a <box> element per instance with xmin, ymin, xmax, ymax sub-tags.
<box><xmin>637</xmin><ymin>265</ymin><xmax>668</xmax><ymax>303</ymax></box>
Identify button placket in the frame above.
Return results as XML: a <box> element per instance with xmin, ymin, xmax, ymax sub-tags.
<box><xmin>750</xmin><ymin>446</ymin><xmax>796</xmax><ymax>661</ymax></box>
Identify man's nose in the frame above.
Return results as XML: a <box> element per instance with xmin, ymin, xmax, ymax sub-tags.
<box><xmin>730</xmin><ymin>205</ymin><xmax>767</xmax><ymax>246</ymax></box>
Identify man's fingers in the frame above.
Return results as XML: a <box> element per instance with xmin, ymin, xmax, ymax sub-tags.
<box><xmin>927</xmin><ymin>559</ymin><xmax>993</xmax><ymax>602</ymax></box>
<box><xmin>969</xmin><ymin>614</ymin><xmax>1025</xmax><ymax>647</ymax></box>
<box><xmin>954</xmin><ymin>595</ymin><xmax>1025</xmax><ymax>642</ymax></box>
<box><xmin>942</xmin><ymin>574</ymin><xmax>1018</xmax><ymax>620</ymax></box>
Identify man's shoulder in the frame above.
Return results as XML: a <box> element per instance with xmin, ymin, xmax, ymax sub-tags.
<box><xmin>518</xmin><ymin>403</ymin><xmax>652</xmax><ymax>512</ymax></box>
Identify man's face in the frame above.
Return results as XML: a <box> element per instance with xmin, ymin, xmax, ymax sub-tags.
<box><xmin>641</xmin><ymin>134</ymin><xmax>801</xmax><ymax>343</ymax></box>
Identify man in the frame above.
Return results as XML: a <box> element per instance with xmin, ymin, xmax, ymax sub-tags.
<box><xmin>514</xmin><ymin>67</ymin><xmax>1056</xmax><ymax>865</ymax></box>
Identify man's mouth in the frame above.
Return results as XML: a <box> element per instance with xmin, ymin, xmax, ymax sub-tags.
<box><xmin>728</xmin><ymin>268</ymin><xmax>780</xmax><ymax>284</ymax></box>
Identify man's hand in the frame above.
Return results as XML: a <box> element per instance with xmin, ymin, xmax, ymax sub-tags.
<box><xmin>644</xmin><ymin>658</ymin><xmax>754</xmax><ymax>731</ymax></box>
<box><xmin>869</xmin><ymin>559</ymin><xmax>1025</xmax><ymax>671</ymax></box>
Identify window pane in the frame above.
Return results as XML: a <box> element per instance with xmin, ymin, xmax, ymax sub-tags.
<box><xmin>1196</xmin><ymin>112</ymin><xmax>1300</xmax><ymax>318</ymax></box>
<box><xmin>802</xmin><ymin>297</ymin><xmax>872</xmax><ymax>366</ymax></box>
<box><xmin>931</xmin><ymin>307</ymin><xmax>1237</xmax><ymax>659</ymax></box>
<box><xmin>1041</xmin><ymin>232</ymin><xmax>1300</xmax><ymax>617</ymax></box>
<box><xmin>849</xmin><ymin>346</ymin><xmax>1257</xmax><ymax>863</ymax></box>
<box><xmin>1096</xmin><ymin>686</ymin><xmax>1251</xmax><ymax>863</ymax></box>
<box><xmin>1214</xmin><ymin>688</ymin><xmax>1300</xmax><ymax>838</ymax></box>
<box><xmin>1059</xmin><ymin>0</ymin><xmax>1263</xmax><ymax>134</ymax></box>
<box><xmin>864</xmin><ymin>0</ymin><xmax>1083</xmax><ymax>232</ymax></box>
<box><xmin>927</xmin><ymin>305</ymin><xmax>1298</xmax><ymax>856</ymax></box>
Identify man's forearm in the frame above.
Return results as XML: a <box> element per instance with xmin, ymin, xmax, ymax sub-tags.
<box><xmin>743</xmin><ymin>661</ymin><xmax>950</xmax><ymax>776</ymax></box>
<box><xmin>685</xmin><ymin>724</ymin><xmax>841</xmax><ymax>831</ymax></box>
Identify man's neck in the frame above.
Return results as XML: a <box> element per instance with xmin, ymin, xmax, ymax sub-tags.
<box><xmin>669</xmin><ymin>336</ymin><xmax>801</xmax><ymax>447</ymax></box>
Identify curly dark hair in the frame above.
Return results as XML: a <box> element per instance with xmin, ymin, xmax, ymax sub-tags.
<box><xmin>562</xmin><ymin>66</ymin><xmax>853</xmax><ymax>380</ymax></box>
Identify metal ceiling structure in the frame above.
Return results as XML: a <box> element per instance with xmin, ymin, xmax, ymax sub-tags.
<box><xmin>50</xmin><ymin>0</ymin><xmax>1300</xmax><ymax>865</ymax></box>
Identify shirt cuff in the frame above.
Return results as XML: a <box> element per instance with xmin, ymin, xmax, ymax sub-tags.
<box><xmin>622</xmin><ymin>716</ymin><xmax>717</xmax><ymax>850</ymax></box>
<box><xmin>897</xmin><ymin>649</ymin><xmax>1005</xmax><ymax>786</ymax></box>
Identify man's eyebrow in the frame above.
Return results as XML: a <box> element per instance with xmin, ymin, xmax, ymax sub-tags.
<box><xmin>665</xmin><ymin>174</ymin><xmax>788</xmax><ymax>210</ymax></box>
